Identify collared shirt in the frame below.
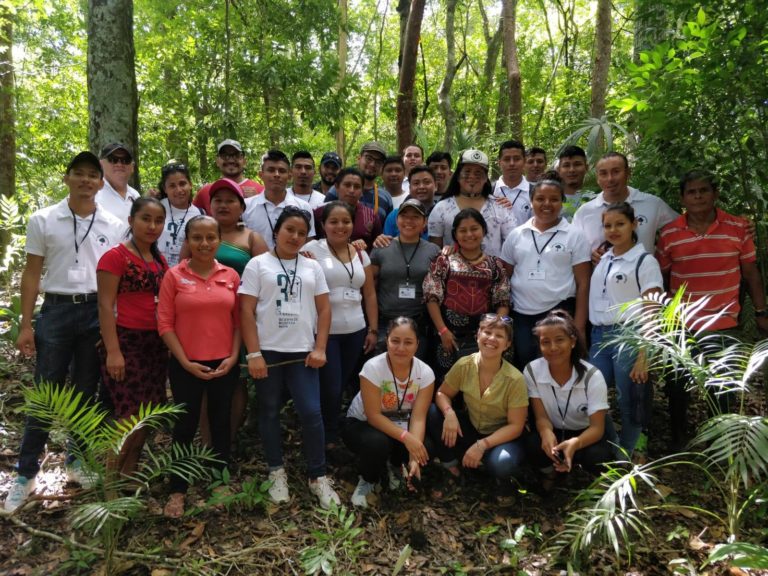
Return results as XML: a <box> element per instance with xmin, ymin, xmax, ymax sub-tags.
<box><xmin>655</xmin><ymin>208</ymin><xmax>754</xmax><ymax>330</ymax></box>
<box><xmin>96</xmin><ymin>179</ymin><xmax>140</xmax><ymax>223</ymax></box>
<box><xmin>572</xmin><ymin>187</ymin><xmax>678</xmax><ymax>252</ymax></box>
<box><xmin>382</xmin><ymin>196</ymin><xmax>436</xmax><ymax>238</ymax></box>
<box><xmin>242</xmin><ymin>191</ymin><xmax>316</xmax><ymax>249</ymax></box>
<box><xmin>589</xmin><ymin>243</ymin><xmax>663</xmax><ymax>326</ymax></box>
<box><xmin>157</xmin><ymin>198</ymin><xmax>203</xmax><ymax>267</ymax></box>
<box><xmin>287</xmin><ymin>187</ymin><xmax>327</xmax><ymax>210</ymax></box>
<box><xmin>443</xmin><ymin>353</ymin><xmax>528</xmax><ymax>435</ymax></box>
<box><xmin>500</xmin><ymin>218</ymin><xmax>590</xmax><ymax>315</ymax></box>
<box><xmin>25</xmin><ymin>199</ymin><xmax>126</xmax><ymax>294</ymax></box>
<box><xmin>493</xmin><ymin>176</ymin><xmax>532</xmax><ymax>228</ymax></box>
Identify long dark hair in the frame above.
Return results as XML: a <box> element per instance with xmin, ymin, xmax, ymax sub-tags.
<box><xmin>533</xmin><ymin>309</ymin><xmax>587</xmax><ymax>380</ymax></box>
<box><xmin>128</xmin><ymin>197</ymin><xmax>167</xmax><ymax>268</ymax></box>
<box><xmin>450</xmin><ymin>208</ymin><xmax>488</xmax><ymax>243</ymax></box>
<box><xmin>442</xmin><ymin>161</ymin><xmax>493</xmax><ymax>199</ymax></box>
<box><xmin>602</xmin><ymin>201</ymin><xmax>639</xmax><ymax>246</ymax></box>
<box><xmin>158</xmin><ymin>162</ymin><xmax>193</xmax><ymax>203</ymax></box>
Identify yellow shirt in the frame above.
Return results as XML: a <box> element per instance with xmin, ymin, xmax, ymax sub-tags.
<box><xmin>443</xmin><ymin>353</ymin><xmax>528</xmax><ymax>435</ymax></box>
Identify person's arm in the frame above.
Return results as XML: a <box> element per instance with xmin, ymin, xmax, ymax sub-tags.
<box><xmin>15</xmin><ymin>254</ymin><xmax>44</xmax><ymax>356</ymax></box>
<box><xmin>249</xmin><ymin>231</ymin><xmax>269</xmax><ymax>257</ymax></box>
<box><xmin>214</xmin><ymin>286</ymin><xmax>242</xmax><ymax>375</ymax></box>
<box><xmin>572</xmin><ymin>261</ymin><xmax>591</xmax><ymax>343</ymax></box>
<box><xmin>531</xmin><ymin>397</ymin><xmax>560</xmax><ymax>465</ymax></box>
<box><xmin>404</xmin><ymin>381</ymin><xmax>435</xmax><ymax>479</ymax></box>
<box><xmin>372</xmin><ymin>234</ymin><xmax>393</xmax><ymax>249</ymax></box>
<box><xmin>307</xmin><ymin>293</ymin><xmax>330</xmax><ymax>368</ymax></box>
<box><xmin>429</xmin><ymin>236</ymin><xmax>444</xmax><ymax>249</ymax></box>
<box><xmin>362</xmin><ymin>265</ymin><xmax>379</xmax><ymax>353</ymax></box>
<box><xmin>434</xmin><ymin>382</ymin><xmax>462</xmax><ymax>447</ymax></box>
<box><xmin>179</xmin><ymin>242</ymin><xmax>190</xmax><ymax>260</ymax></box>
<box><xmin>741</xmin><ymin>260</ymin><xmax>768</xmax><ymax>335</ymax></box>
<box><xmin>462</xmin><ymin>405</ymin><xmax>527</xmax><ymax>469</ymax></box>
<box><xmin>161</xmin><ymin>331</ymin><xmax>216</xmax><ymax>380</ymax></box>
<box><xmin>240</xmin><ymin>293</ymin><xmax>267</xmax><ymax>379</ymax></box>
<box><xmin>554</xmin><ymin>409</ymin><xmax>606</xmax><ymax>473</ymax></box>
<box><xmin>97</xmin><ymin>270</ymin><xmax>124</xmax><ymax>381</ymax></box>
<box><xmin>427</xmin><ymin>300</ymin><xmax>456</xmax><ymax>353</ymax></box>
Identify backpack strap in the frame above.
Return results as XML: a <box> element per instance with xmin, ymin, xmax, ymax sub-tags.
<box><xmin>635</xmin><ymin>252</ymin><xmax>649</xmax><ymax>292</ymax></box>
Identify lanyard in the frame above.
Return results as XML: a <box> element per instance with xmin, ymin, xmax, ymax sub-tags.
<box><xmin>327</xmin><ymin>241</ymin><xmax>355</xmax><ymax>286</ymax></box>
<box><xmin>550</xmin><ymin>384</ymin><xmax>575</xmax><ymax>442</ymax></box>
<box><xmin>503</xmin><ymin>187</ymin><xmax>525</xmax><ymax>207</ymax></box>
<box><xmin>130</xmin><ymin>239</ymin><xmax>161</xmax><ymax>301</ymax></box>
<box><xmin>601</xmin><ymin>258</ymin><xmax>615</xmax><ymax>296</ymax></box>
<box><xmin>168</xmin><ymin>203</ymin><xmax>191</xmax><ymax>244</ymax></box>
<box><xmin>530</xmin><ymin>229</ymin><xmax>559</xmax><ymax>266</ymax></box>
<box><xmin>397</xmin><ymin>239</ymin><xmax>420</xmax><ymax>285</ymax></box>
<box><xmin>71</xmin><ymin>209</ymin><xmax>96</xmax><ymax>264</ymax></box>
<box><xmin>386</xmin><ymin>353</ymin><xmax>413</xmax><ymax>413</ymax></box>
<box><xmin>263</xmin><ymin>204</ymin><xmax>276</xmax><ymax>236</ymax></box>
<box><xmin>275</xmin><ymin>251</ymin><xmax>299</xmax><ymax>299</ymax></box>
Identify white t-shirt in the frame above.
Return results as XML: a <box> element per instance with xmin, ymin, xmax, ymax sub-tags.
<box><xmin>493</xmin><ymin>176</ymin><xmax>531</xmax><ymax>228</ymax></box>
<box><xmin>589</xmin><ymin>243</ymin><xmax>663</xmax><ymax>326</ymax></box>
<box><xmin>391</xmin><ymin>193</ymin><xmax>408</xmax><ymax>210</ymax></box>
<box><xmin>525</xmin><ymin>358</ymin><xmax>609</xmax><ymax>431</ymax></box>
<box><xmin>347</xmin><ymin>353</ymin><xmax>435</xmax><ymax>422</ymax></box>
<box><xmin>242</xmin><ymin>191</ymin><xmax>316</xmax><ymax>249</ymax></box>
<box><xmin>572</xmin><ymin>187</ymin><xmax>678</xmax><ymax>253</ymax></box>
<box><xmin>288</xmin><ymin>187</ymin><xmax>327</xmax><ymax>210</ymax></box>
<box><xmin>500</xmin><ymin>218</ymin><xmax>590</xmax><ymax>315</ymax></box>
<box><xmin>95</xmin><ymin>179</ymin><xmax>140</xmax><ymax>224</ymax></box>
<box><xmin>303</xmin><ymin>239</ymin><xmax>370</xmax><ymax>334</ymax></box>
<box><xmin>157</xmin><ymin>198</ymin><xmax>203</xmax><ymax>267</ymax></box>
<box><xmin>238</xmin><ymin>252</ymin><xmax>329</xmax><ymax>352</ymax></box>
<box><xmin>427</xmin><ymin>196</ymin><xmax>518</xmax><ymax>258</ymax></box>
<box><xmin>26</xmin><ymin>199</ymin><xmax>126</xmax><ymax>294</ymax></box>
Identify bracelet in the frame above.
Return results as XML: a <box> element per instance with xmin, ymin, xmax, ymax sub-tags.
<box><xmin>443</xmin><ymin>407</ymin><xmax>454</xmax><ymax>416</ymax></box>
<box><xmin>245</xmin><ymin>351</ymin><xmax>263</xmax><ymax>360</ymax></box>
<box><xmin>399</xmin><ymin>429</ymin><xmax>409</xmax><ymax>442</ymax></box>
<box><xmin>475</xmin><ymin>439</ymin><xmax>487</xmax><ymax>452</ymax></box>
<box><xmin>367</xmin><ymin>327</ymin><xmax>378</xmax><ymax>334</ymax></box>
<box><xmin>438</xmin><ymin>326</ymin><xmax>449</xmax><ymax>336</ymax></box>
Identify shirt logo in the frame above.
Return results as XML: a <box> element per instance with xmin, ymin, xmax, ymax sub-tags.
<box><xmin>180</xmin><ymin>277</ymin><xmax>196</xmax><ymax>285</ymax></box>
<box><xmin>636</xmin><ymin>215</ymin><xmax>648</xmax><ymax>226</ymax></box>
<box><xmin>614</xmin><ymin>273</ymin><xmax>628</xmax><ymax>284</ymax></box>
<box><xmin>96</xmin><ymin>235</ymin><xmax>109</xmax><ymax>246</ymax></box>
<box><xmin>551</xmin><ymin>243</ymin><xmax>566</xmax><ymax>252</ymax></box>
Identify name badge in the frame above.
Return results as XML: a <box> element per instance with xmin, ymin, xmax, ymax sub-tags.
<box><xmin>398</xmin><ymin>284</ymin><xmax>416</xmax><ymax>299</ymax></box>
<box><xmin>392</xmin><ymin>419</ymin><xmax>409</xmax><ymax>431</ymax></box>
<box><xmin>343</xmin><ymin>287</ymin><xmax>360</xmax><ymax>301</ymax></box>
<box><xmin>527</xmin><ymin>269</ymin><xmax>546</xmax><ymax>281</ymax></box>
<box><xmin>280</xmin><ymin>302</ymin><xmax>301</xmax><ymax>315</ymax></box>
<box><xmin>324</xmin><ymin>257</ymin><xmax>335</xmax><ymax>269</ymax></box>
<box><xmin>67</xmin><ymin>266</ymin><xmax>87</xmax><ymax>284</ymax></box>
<box><xmin>594</xmin><ymin>298</ymin><xmax>611</xmax><ymax>312</ymax></box>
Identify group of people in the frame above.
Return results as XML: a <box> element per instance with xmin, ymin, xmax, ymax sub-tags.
<box><xmin>4</xmin><ymin>136</ymin><xmax>765</xmax><ymax>514</ymax></box>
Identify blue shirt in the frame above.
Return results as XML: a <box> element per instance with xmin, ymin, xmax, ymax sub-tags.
<box><xmin>326</xmin><ymin>183</ymin><xmax>392</xmax><ymax>218</ymax></box>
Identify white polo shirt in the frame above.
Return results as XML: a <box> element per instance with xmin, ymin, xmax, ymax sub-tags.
<box><xmin>25</xmin><ymin>199</ymin><xmax>126</xmax><ymax>294</ymax></box>
<box><xmin>242</xmin><ymin>190</ymin><xmax>316</xmax><ymax>249</ymax></box>
<box><xmin>287</xmin><ymin>187</ymin><xmax>326</xmax><ymax>210</ymax></box>
<box><xmin>95</xmin><ymin>179</ymin><xmax>140</xmax><ymax>223</ymax></box>
<box><xmin>571</xmin><ymin>187</ymin><xmax>678</xmax><ymax>253</ymax></box>
<box><xmin>493</xmin><ymin>176</ymin><xmax>531</xmax><ymax>228</ymax></box>
<box><xmin>589</xmin><ymin>244</ymin><xmax>663</xmax><ymax>326</ymax></box>
<box><xmin>500</xmin><ymin>218</ymin><xmax>590</xmax><ymax>315</ymax></box>
<box><xmin>525</xmin><ymin>358</ymin><xmax>609</xmax><ymax>431</ymax></box>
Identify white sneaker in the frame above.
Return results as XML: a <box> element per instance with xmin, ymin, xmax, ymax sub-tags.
<box><xmin>387</xmin><ymin>462</ymin><xmax>401</xmax><ymax>490</ymax></box>
<box><xmin>351</xmin><ymin>476</ymin><xmax>375</xmax><ymax>508</ymax></box>
<box><xmin>309</xmin><ymin>476</ymin><xmax>340</xmax><ymax>510</ymax></box>
<box><xmin>66</xmin><ymin>461</ymin><xmax>98</xmax><ymax>489</ymax></box>
<box><xmin>4</xmin><ymin>475</ymin><xmax>36</xmax><ymax>512</ymax></box>
<box><xmin>268</xmin><ymin>468</ymin><xmax>290</xmax><ymax>504</ymax></box>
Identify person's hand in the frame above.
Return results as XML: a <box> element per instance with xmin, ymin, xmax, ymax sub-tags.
<box><xmin>16</xmin><ymin>326</ymin><xmax>35</xmax><ymax>357</ymax></box>
<box><xmin>402</xmin><ymin>432</ymin><xmax>429</xmax><ymax>466</ymax></box>
<box><xmin>106</xmin><ymin>350</ymin><xmax>126</xmax><ymax>381</ymax></box>
<box><xmin>553</xmin><ymin>437</ymin><xmax>580</xmax><ymax>473</ymax></box>
<box><xmin>406</xmin><ymin>459</ymin><xmax>422</xmax><ymax>491</ymax></box>
<box><xmin>756</xmin><ymin>316</ymin><xmax>768</xmax><ymax>337</ymax></box>
<box><xmin>440</xmin><ymin>244</ymin><xmax>458</xmax><ymax>257</ymax></box>
<box><xmin>462</xmin><ymin>440</ymin><xmax>485</xmax><ymax>469</ymax></box>
<box><xmin>441</xmin><ymin>410</ymin><xmax>463</xmax><ymax>447</ymax></box>
<box><xmin>184</xmin><ymin>361</ymin><xmax>217</xmax><ymax>380</ymax></box>
<box><xmin>439</xmin><ymin>329</ymin><xmax>457</xmax><ymax>352</ymax></box>
<box><xmin>540</xmin><ymin>429</ymin><xmax>559</xmax><ymax>463</ymax></box>
<box><xmin>351</xmin><ymin>239</ymin><xmax>368</xmax><ymax>252</ymax></box>
<box><xmin>629</xmin><ymin>355</ymin><xmax>648</xmax><ymax>384</ymax></box>
<box><xmin>247</xmin><ymin>356</ymin><xmax>268</xmax><ymax>379</ymax></box>
<box><xmin>363</xmin><ymin>331</ymin><xmax>377</xmax><ymax>354</ymax></box>
<box><xmin>146</xmin><ymin>188</ymin><xmax>160</xmax><ymax>198</ymax></box>
<box><xmin>299</xmin><ymin>250</ymin><xmax>316</xmax><ymax>259</ymax></box>
<box><xmin>212</xmin><ymin>355</ymin><xmax>237</xmax><ymax>377</ymax></box>
<box><xmin>306</xmin><ymin>349</ymin><xmax>326</xmax><ymax>369</ymax></box>
<box><xmin>372</xmin><ymin>234</ymin><xmax>393</xmax><ymax>249</ymax></box>
<box><xmin>591</xmin><ymin>245</ymin><xmax>607</xmax><ymax>266</ymax></box>
<box><xmin>241</xmin><ymin>185</ymin><xmax>258</xmax><ymax>198</ymax></box>
<box><xmin>495</xmin><ymin>196</ymin><xmax>513</xmax><ymax>209</ymax></box>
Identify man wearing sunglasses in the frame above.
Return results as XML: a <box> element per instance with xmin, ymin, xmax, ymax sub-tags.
<box><xmin>324</xmin><ymin>141</ymin><xmax>393</xmax><ymax>219</ymax></box>
<box><xmin>96</xmin><ymin>143</ymin><xmax>140</xmax><ymax>223</ymax></box>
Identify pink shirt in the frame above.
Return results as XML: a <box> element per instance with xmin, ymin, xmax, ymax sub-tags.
<box><xmin>157</xmin><ymin>259</ymin><xmax>240</xmax><ymax>361</ymax></box>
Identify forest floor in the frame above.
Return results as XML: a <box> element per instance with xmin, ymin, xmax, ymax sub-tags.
<box><xmin>0</xmin><ymin>342</ymin><xmax>765</xmax><ymax>576</ymax></box>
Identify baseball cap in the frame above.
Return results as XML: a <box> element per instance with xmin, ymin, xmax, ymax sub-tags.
<box><xmin>398</xmin><ymin>198</ymin><xmax>427</xmax><ymax>217</ymax></box>
<box><xmin>209</xmin><ymin>178</ymin><xmax>246</xmax><ymax>208</ymax></box>
<box><xmin>459</xmin><ymin>149</ymin><xmax>489</xmax><ymax>170</ymax></box>
<box><xmin>217</xmin><ymin>139</ymin><xmax>243</xmax><ymax>153</ymax></box>
<box><xmin>67</xmin><ymin>151</ymin><xmax>104</xmax><ymax>176</ymax></box>
<box><xmin>360</xmin><ymin>141</ymin><xmax>387</xmax><ymax>159</ymax></box>
<box><xmin>99</xmin><ymin>142</ymin><xmax>133</xmax><ymax>161</ymax></box>
<box><xmin>321</xmin><ymin>151</ymin><xmax>342</xmax><ymax>167</ymax></box>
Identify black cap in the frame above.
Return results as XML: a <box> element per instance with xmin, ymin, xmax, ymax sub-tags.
<box><xmin>99</xmin><ymin>142</ymin><xmax>133</xmax><ymax>161</ymax></box>
<box><xmin>66</xmin><ymin>151</ymin><xmax>103</xmax><ymax>176</ymax></box>
<box><xmin>321</xmin><ymin>151</ymin><xmax>342</xmax><ymax>167</ymax></box>
<box><xmin>398</xmin><ymin>198</ymin><xmax>427</xmax><ymax>217</ymax></box>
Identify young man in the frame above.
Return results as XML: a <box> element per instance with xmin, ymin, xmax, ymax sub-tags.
<box><xmin>401</xmin><ymin>144</ymin><xmax>424</xmax><ymax>193</ymax></box>
<box><xmin>242</xmin><ymin>149</ymin><xmax>315</xmax><ymax>249</ymax></box>
<box><xmin>193</xmin><ymin>139</ymin><xmax>264</xmax><ymax>214</ymax></box>
<box><xmin>313</xmin><ymin>151</ymin><xmax>342</xmax><ymax>196</ymax></box>
<box><xmin>325</xmin><ymin>141</ymin><xmax>393</xmax><ymax>217</ymax></box>
<box><xmin>524</xmin><ymin>146</ymin><xmax>547</xmax><ymax>182</ymax></box>
<box><xmin>288</xmin><ymin>151</ymin><xmax>326</xmax><ymax>209</ymax></box>
<box><xmin>556</xmin><ymin>145</ymin><xmax>593</xmax><ymax>221</ymax></box>
<box><xmin>492</xmin><ymin>140</ymin><xmax>531</xmax><ymax>226</ymax></box>
<box><xmin>5</xmin><ymin>152</ymin><xmax>126</xmax><ymax>512</ymax></box>
<box><xmin>95</xmin><ymin>143</ymin><xmax>140</xmax><ymax>223</ymax></box>
<box><xmin>381</xmin><ymin>156</ymin><xmax>407</xmax><ymax>209</ymax></box>
<box><xmin>381</xmin><ymin>165</ymin><xmax>439</xmax><ymax>240</ymax></box>
<box><xmin>426</xmin><ymin>151</ymin><xmax>452</xmax><ymax>200</ymax></box>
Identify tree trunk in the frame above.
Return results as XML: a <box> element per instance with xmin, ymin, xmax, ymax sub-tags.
<box><xmin>633</xmin><ymin>0</ymin><xmax>670</xmax><ymax>61</ymax></box>
<box><xmin>590</xmin><ymin>0</ymin><xmax>611</xmax><ymax>120</ymax></box>
<box><xmin>396</xmin><ymin>0</ymin><xmax>425</xmax><ymax>152</ymax></box>
<box><xmin>501</xmin><ymin>0</ymin><xmax>522</xmax><ymax>139</ymax></box>
<box><xmin>396</xmin><ymin>0</ymin><xmax>410</xmax><ymax>69</ymax></box>
<box><xmin>0</xmin><ymin>5</ymin><xmax>15</xmax><ymax>199</ymax></box>
<box><xmin>437</xmin><ymin>0</ymin><xmax>458</xmax><ymax>150</ymax></box>
<box><xmin>336</xmin><ymin>0</ymin><xmax>348</xmax><ymax>158</ymax></box>
<box><xmin>87</xmin><ymin>0</ymin><xmax>140</xmax><ymax>189</ymax></box>
<box><xmin>475</xmin><ymin>0</ymin><xmax>503</xmax><ymax>138</ymax></box>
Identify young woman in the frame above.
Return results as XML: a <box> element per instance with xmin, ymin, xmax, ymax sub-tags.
<box><xmin>589</xmin><ymin>202</ymin><xmax>663</xmax><ymax>458</ymax></box>
<box><xmin>157</xmin><ymin>215</ymin><xmax>241</xmax><ymax>518</ymax></box>
<box><xmin>97</xmin><ymin>198</ymin><xmax>169</xmax><ymax>477</ymax></box>
<box><xmin>157</xmin><ymin>163</ymin><xmax>202</xmax><ymax>266</ymax></box>
<box><xmin>343</xmin><ymin>317</ymin><xmax>434</xmax><ymax>508</ymax></box>
<box><xmin>427</xmin><ymin>150</ymin><xmax>517</xmax><ymax>258</ymax></box>
<box><xmin>500</xmin><ymin>172</ymin><xmax>591</xmax><ymax>370</ymax></box>
<box><xmin>303</xmin><ymin>201</ymin><xmax>379</xmax><ymax>447</ymax></box>
<box><xmin>370</xmin><ymin>198</ymin><xmax>440</xmax><ymax>358</ymax></box>
<box><xmin>423</xmin><ymin>209</ymin><xmax>510</xmax><ymax>380</ymax></box>
<box><xmin>428</xmin><ymin>314</ymin><xmax>528</xmax><ymax>480</ymax></box>
<box><xmin>239</xmin><ymin>206</ymin><xmax>341</xmax><ymax>509</ymax></box>
<box><xmin>524</xmin><ymin>310</ymin><xmax>613</xmax><ymax>473</ymax></box>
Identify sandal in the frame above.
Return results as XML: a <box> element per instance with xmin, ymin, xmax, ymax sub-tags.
<box><xmin>163</xmin><ymin>492</ymin><xmax>185</xmax><ymax>519</ymax></box>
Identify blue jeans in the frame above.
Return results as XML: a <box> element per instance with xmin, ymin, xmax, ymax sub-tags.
<box><xmin>17</xmin><ymin>300</ymin><xmax>101</xmax><ymax>478</ymax></box>
<box><xmin>320</xmin><ymin>329</ymin><xmax>366</xmax><ymax>443</ymax></box>
<box><xmin>590</xmin><ymin>325</ymin><xmax>642</xmax><ymax>456</ymax></box>
<box><xmin>426</xmin><ymin>405</ymin><xmax>525</xmax><ymax>479</ymax></box>
<box><xmin>256</xmin><ymin>350</ymin><xmax>326</xmax><ymax>479</ymax></box>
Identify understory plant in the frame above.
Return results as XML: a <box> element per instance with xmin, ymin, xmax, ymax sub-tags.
<box><xmin>299</xmin><ymin>502</ymin><xmax>367</xmax><ymax>575</ymax></box>
<box><xmin>549</xmin><ymin>288</ymin><xmax>768</xmax><ymax>570</ymax></box>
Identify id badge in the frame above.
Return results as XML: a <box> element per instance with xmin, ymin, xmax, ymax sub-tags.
<box><xmin>398</xmin><ymin>284</ymin><xmax>416</xmax><ymax>299</ymax></box>
<box><xmin>324</xmin><ymin>257</ymin><xmax>335</xmax><ymax>270</ymax></box>
<box><xmin>594</xmin><ymin>298</ymin><xmax>611</xmax><ymax>312</ymax></box>
<box><xmin>67</xmin><ymin>266</ymin><xmax>87</xmax><ymax>284</ymax></box>
<box><xmin>527</xmin><ymin>269</ymin><xmax>546</xmax><ymax>281</ymax></box>
<box><xmin>392</xmin><ymin>419</ymin><xmax>409</xmax><ymax>431</ymax></box>
<box><xmin>280</xmin><ymin>301</ymin><xmax>301</xmax><ymax>315</ymax></box>
<box><xmin>343</xmin><ymin>287</ymin><xmax>360</xmax><ymax>301</ymax></box>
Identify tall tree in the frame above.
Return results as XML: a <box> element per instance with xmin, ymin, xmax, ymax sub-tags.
<box><xmin>336</xmin><ymin>0</ymin><xmax>348</xmax><ymax>156</ymax></box>
<box><xmin>437</xmin><ymin>0</ymin><xmax>459</xmax><ymax>150</ymax></box>
<box><xmin>475</xmin><ymin>0</ymin><xmax>503</xmax><ymax>138</ymax></box>
<box><xmin>0</xmin><ymin>3</ymin><xmax>15</xmax><ymax>198</ymax></box>
<box><xmin>395</xmin><ymin>0</ymin><xmax>425</xmax><ymax>151</ymax></box>
<box><xmin>590</xmin><ymin>0</ymin><xmax>611</xmax><ymax>119</ymax></box>
<box><xmin>501</xmin><ymin>0</ymin><xmax>522</xmax><ymax>139</ymax></box>
<box><xmin>87</xmin><ymin>0</ymin><xmax>139</xmax><ymax>187</ymax></box>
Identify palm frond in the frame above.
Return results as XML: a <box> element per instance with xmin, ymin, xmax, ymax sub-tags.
<box><xmin>71</xmin><ymin>497</ymin><xmax>145</xmax><ymax>537</ymax></box>
<box><xmin>133</xmin><ymin>443</ymin><xmax>220</xmax><ymax>485</ymax></box>
<box><xmin>100</xmin><ymin>402</ymin><xmax>186</xmax><ymax>454</ymax></box>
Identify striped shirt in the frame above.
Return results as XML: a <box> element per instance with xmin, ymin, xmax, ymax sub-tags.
<box><xmin>655</xmin><ymin>209</ymin><xmax>754</xmax><ymax>330</ymax></box>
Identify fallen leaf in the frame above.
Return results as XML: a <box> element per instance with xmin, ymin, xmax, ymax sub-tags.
<box><xmin>675</xmin><ymin>507</ymin><xmax>697</xmax><ymax>519</ymax></box>
<box><xmin>151</xmin><ymin>570</ymin><xmax>173</xmax><ymax>576</ymax></box>
<box><xmin>655</xmin><ymin>484</ymin><xmax>673</xmax><ymax>498</ymax></box>
<box><xmin>180</xmin><ymin>521</ymin><xmax>206</xmax><ymax>549</ymax></box>
<box><xmin>688</xmin><ymin>536</ymin><xmax>711</xmax><ymax>551</ymax></box>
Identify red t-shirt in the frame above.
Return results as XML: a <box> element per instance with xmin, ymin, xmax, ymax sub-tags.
<box><xmin>193</xmin><ymin>178</ymin><xmax>264</xmax><ymax>214</ymax></box>
<box><xmin>97</xmin><ymin>244</ymin><xmax>168</xmax><ymax>331</ymax></box>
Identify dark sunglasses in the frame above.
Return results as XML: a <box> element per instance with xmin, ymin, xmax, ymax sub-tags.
<box><xmin>282</xmin><ymin>205</ymin><xmax>311</xmax><ymax>220</ymax></box>
<box><xmin>483</xmin><ymin>313</ymin><xmax>512</xmax><ymax>324</ymax></box>
<box><xmin>161</xmin><ymin>163</ymin><xmax>188</xmax><ymax>175</ymax></box>
<box><xmin>218</xmin><ymin>151</ymin><xmax>243</xmax><ymax>161</ymax></box>
<box><xmin>106</xmin><ymin>155</ymin><xmax>132</xmax><ymax>165</ymax></box>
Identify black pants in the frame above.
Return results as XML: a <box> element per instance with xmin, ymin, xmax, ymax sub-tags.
<box><xmin>524</xmin><ymin>427</ymin><xmax>613</xmax><ymax>473</ymax></box>
<box><xmin>168</xmin><ymin>357</ymin><xmax>238</xmax><ymax>492</ymax></box>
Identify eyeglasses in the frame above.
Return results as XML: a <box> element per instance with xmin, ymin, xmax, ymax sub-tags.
<box><xmin>161</xmin><ymin>163</ymin><xmax>187</xmax><ymax>175</ymax></box>
<box><xmin>107</xmin><ymin>156</ymin><xmax>132</xmax><ymax>165</ymax></box>
<box><xmin>218</xmin><ymin>152</ymin><xmax>244</xmax><ymax>161</ymax></box>
<box><xmin>482</xmin><ymin>313</ymin><xmax>512</xmax><ymax>324</ymax></box>
<box><xmin>361</xmin><ymin>153</ymin><xmax>384</xmax><ymax>166</ymax></box>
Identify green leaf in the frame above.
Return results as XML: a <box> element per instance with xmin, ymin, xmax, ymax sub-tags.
<box><xmin>696</xmin><ymin>7</ymin><xmax>707</xmax><ymax>26</ymax></box>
